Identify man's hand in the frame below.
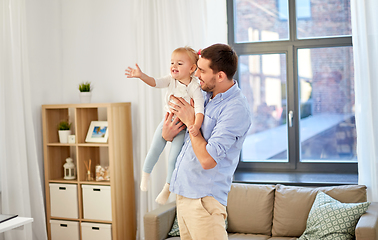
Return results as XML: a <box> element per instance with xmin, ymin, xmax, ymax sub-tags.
<box><xmin>169</xmin><ymin>96</ymin><xmax>216</xmax><ymax>170</ymax></box>
<box><xmin>168</xmin><ymin>96</ymin><xmax>195</xmax><ymax>127</ymax></box>
<box><xmin>162</xmin><ymin>112</ymin><xmax>186</xmax><ymax>142</ymax></box>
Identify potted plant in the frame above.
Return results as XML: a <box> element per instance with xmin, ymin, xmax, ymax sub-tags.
<box><xmin>58</xmin><ymin>119</ymin><xmax>72</xmax><ymax>143</ymax></box>
<box><xmin>78</xmin><ymin>81</ymin><xmax>92</xmax><ymax>103</ymax></box>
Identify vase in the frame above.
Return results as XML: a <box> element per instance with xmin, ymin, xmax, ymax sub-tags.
<box><xmin>79</xmin><ymin>92</ymin><xmax>92</xmax><ymax>103</ymax></box>
<box><xmin>58</xmin><ymin>130</ymin><xmax>71</xmax><ymax>143</ymax></box>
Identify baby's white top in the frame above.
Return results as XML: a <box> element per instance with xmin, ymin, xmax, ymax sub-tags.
<box><xmin>155</xmin><ymin>75</ymin><xmax>205</xmax><ymax>115</ymax></box>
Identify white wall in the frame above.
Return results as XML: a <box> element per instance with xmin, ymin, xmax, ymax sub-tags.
<box><xmin>59</xmin><ymin>2</ymin><xmax>141</xmax><ymax>182</ymax></box>
<box><xmin>26</xmin><ymin>0</ymin><xmax>142</xmax><ymax>127</ymax></box>
<box><xmin>204</xmin><ymin>0</ymin><xmax>228</xmax><ymax>47</ymax></box>
<box><xmin>60</xmin><ymin>0</ymin><xmax>139</xmax><ymax>105</ymax></box>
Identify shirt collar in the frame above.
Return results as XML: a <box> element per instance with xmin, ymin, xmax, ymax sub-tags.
<box><xmin>206</xmin><ymin>80</ymin><xmax>239</xmax><ymax>103</ymax></box>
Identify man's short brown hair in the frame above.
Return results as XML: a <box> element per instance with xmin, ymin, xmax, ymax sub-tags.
<box><xmin>201</xmin><ymin>44</ymin><xmax>238</xmax><ymax>80</ymax></box>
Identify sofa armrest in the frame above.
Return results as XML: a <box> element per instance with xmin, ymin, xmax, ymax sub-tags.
<box><xmin>356</xmin><ymin>202</ymin><xmax>378</xmax><ymax>240</ymax></box>
<box><xmin>144</xmin><ymin>201</ymin><xmax>177</xmax><ymax>240</ymax></box>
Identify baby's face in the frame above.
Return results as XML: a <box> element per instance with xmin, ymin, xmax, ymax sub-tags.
<box><xmin>170</xmin><ymin>52</ymin><xmax>195</xmax><ymax>81</ymax></box>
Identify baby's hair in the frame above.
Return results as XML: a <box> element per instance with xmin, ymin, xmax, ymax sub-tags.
<box><xmin>173</xmin><ymin>46</ymin><xmax>199</xmax><ymax>66</ymax></box>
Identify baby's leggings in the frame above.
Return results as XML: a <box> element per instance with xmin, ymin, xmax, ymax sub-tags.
<box><xmin>143</xmin><ymin>120</ymin><xmax>186</xmax><ymax>183</ymax></box>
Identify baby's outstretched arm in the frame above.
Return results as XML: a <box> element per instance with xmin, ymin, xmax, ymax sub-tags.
<box><xmin>125</xmin><ymin>63</ymin><xmax>156</xmax><ymax>87</ymax></box>
<box><xmin>189</xmin><ymin>113</ymin><xmax>204</xmax><ymax>137</ymax></box>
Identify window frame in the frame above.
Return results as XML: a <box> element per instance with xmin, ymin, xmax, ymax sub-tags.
<box><xmin>227</xmin><ymin>0</ymin><xmax>357</xmax><ymax>174</ymax></box>
<box><xmin>278</xmin><ymin>0</ymin><xmax>312</xmax><ymax>21</ymax></box>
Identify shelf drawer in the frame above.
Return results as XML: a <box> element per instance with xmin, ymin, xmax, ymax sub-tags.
<box><xmin>82</xmin><ymin>185</ymin><xmax>112</xmax><ymax>221</ymax></box>
<box><xmin>49</xmin><ymin>183</ymin><xmax>78</xmax><ymax>218</ymax></box>
<box><xmin>81</xmin><ymin>222</ymin><xmax>112</xmax><ymax>240</ymax></box>
<box><xmin>50</xmin><ymin>220</ymin><xmax>79</xmax><ymax>240</ymax></box>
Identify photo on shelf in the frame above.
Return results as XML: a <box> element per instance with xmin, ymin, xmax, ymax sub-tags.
<box><xmin>85</xmin><ymin>121</ymin><xmax>109</xmax><ymax>143</ymax></box>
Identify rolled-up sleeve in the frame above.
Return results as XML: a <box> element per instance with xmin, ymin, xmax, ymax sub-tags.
<box><xmin>206</xmin><ymin>101</ymin><xmax>251</xmax><ymax>163</ymax></box>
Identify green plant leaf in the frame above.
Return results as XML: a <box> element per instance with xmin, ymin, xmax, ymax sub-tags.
<box><xmin>58</xmin><ymin>120</ymin><xmax>72</xmax><ymax>130</ymax></box>
<box><xmin>79</xmin><ymin>81</ymin><xmax>92</xmax><ymax>92</ymax></box>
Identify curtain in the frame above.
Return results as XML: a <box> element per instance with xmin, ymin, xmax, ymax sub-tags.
<box><xmin>351</xmin><ymin>0</ymin><xmax>378</xmax><ymax>201</ymax></box>
<box><xmin>0</xmin><ymin>0</ymin><xmax>47</xmax><ymax>239</ymax></box>
<box><xmin>133</xmin><ymin>1</ymin><xmax>227</xmax><ymax>239</ymax></box>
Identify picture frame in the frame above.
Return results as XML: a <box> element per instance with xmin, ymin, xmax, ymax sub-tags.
<box><xmin>85</xmin><ymin>121</ymin><xmax>109</xmax><ymax>143</ymax></box>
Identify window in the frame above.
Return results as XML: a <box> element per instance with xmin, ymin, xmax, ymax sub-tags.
<box><xmin>278</xmin><ymin>0</ymin><xmax>311</xmax><ymax>20</ymax></box>
<box><xmin>228</xmin><ymin>0</ymin><xmax>357</xmax><ymax>175</ymax></box>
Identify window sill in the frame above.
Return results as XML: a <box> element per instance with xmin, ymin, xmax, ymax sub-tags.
<box><xmin>233</xmin><ymin>171</ymin><xmax>358</xmax><ymax>187</ymax></box>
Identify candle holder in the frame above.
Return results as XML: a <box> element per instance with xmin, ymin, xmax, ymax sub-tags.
<box><xmin>63</xmin><ymin>157</ymin><xmax>76</xmax><ymax>180</ymax></box>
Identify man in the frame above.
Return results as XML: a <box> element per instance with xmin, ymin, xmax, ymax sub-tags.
<box><xmin>162</xmin><ymin>43</ymin><xmax>252</xmax><ymax>239</ymax></box>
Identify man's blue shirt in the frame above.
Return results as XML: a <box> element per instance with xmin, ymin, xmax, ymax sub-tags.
<box><xmin>170</xmin><ymin>81</ymin><xmax>252</xmax><ymax>206</ymax></box>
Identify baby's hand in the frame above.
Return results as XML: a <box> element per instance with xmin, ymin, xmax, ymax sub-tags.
<box><xmin>125</xmin><ymin>64</ymin><xmax>142</xmax><ymax>78</ymax></box>
<box><xmin>188</xmin><ymin>125</ymin><xmax>200</xmax><ymax>137</ymax></box>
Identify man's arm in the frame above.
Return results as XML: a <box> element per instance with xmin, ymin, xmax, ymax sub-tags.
<box><xmin>168</xmin><ymin>96</ymin><xmax>217</xmax><ymax>170</ymax></box>
<box><xmin>189</xmin><ymin>130</ymin><xmax>217</xmax><ymax>170</ymax></box>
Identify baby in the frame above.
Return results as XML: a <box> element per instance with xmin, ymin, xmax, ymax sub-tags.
<box><xmin>125</xmin><ymin>47</ymin><xmax>204</xmax><ymax>204</ymax></box>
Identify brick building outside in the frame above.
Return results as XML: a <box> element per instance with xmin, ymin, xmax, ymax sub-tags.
<box><xmin>234</xmin><ymin>0</ymin><xmax>356</xmax><ymax>161</ymax></box>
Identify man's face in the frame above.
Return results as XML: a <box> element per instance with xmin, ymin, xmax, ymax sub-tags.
<box><xmin>195</xmin><ymin>58</ymin><xmax>216</xmax><ymax>93</ymax></box>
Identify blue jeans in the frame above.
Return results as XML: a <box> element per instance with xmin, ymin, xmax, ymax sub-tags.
<box><xmin>143</xmin><ymin>120</ymin><xmax>186</xmax><ymax>183</ymax></box>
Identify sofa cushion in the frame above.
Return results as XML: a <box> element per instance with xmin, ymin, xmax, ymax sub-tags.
<box><xmin>227</xmin><ymin>183</ymin><xmax>275</xmax><ymax>235</ymax></box>
<box><xmin>298</xmin><ymin>191</ymin><xmax>370</xmax><ymax>240</ymax></box>
<box><xmin>272</xmin><ymin>184</ymin><xmax>367</xmax><ymax>237</ymax></box>
<box><xmin>228</xmin><ymin>233</ymin><xmax>271</xmax><ymax>240</ymax></box>
<box><xmin>168</xmin><ymin>215</ymin><xmax>180</xmax><ymax>237</ymax></box>
<box><xmin>268</xmin><ymin>237</ymin><xmax>298</xmax><ymax>240</ymax></box>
